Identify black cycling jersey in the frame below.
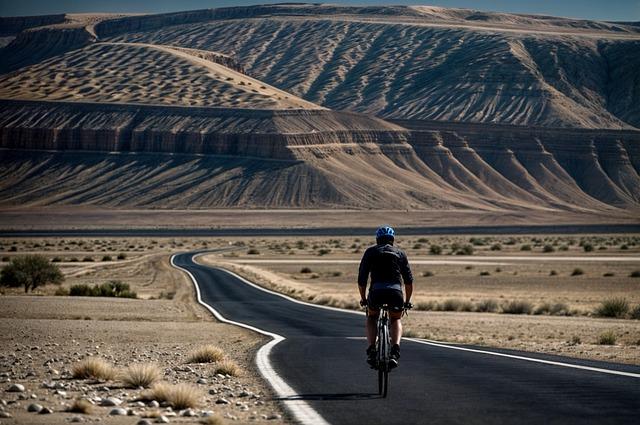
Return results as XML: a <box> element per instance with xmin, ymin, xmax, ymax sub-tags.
<box><xmin>358</xmin><ymin>243</ymin><xmax>413</xmax><ymax>290</ymax></box>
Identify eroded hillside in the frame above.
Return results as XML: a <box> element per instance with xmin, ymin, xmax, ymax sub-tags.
<box><xmin>0</xmin><ymin>4</ymin><xmax>638</xmax><ymax>213</ymax></box>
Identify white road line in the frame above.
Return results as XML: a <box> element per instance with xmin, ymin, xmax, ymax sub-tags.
<box><xmin>170</xmin><ymin>254</ymin><xmax>331</xmax><ymax>425</ymax></box>
<box><xmin>408</xmin><ymin>339</ymin><xmax>640</xmax><ymax>379</ymax></box>
<box><xmin>193</xmin><ymin>253</ymin><xmax>362</xmax><ymax>316</ymax></box>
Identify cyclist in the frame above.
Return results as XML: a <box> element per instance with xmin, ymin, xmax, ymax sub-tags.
<box><xmin>358</xmin><ymin>225</ymin><xmax>413</xmax><ymax>369</ymax></box>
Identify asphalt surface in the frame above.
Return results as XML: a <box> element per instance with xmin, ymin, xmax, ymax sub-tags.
<box><xmin>3</xmin><ymin>223</ymin><xmax>640</xmax><ymax>237</ymax></box>
<box><xmin>173</xmin><ymin>252</ymin><xmax>640</xmax><ymax>425</ymax></box>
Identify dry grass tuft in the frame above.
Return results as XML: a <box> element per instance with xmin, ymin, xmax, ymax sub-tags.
<box><xmin>187</xmin><ymin>345</ymin><xmax>225</xmax><ymax>363</ymax></box>
<box><xmin>66</xmin><ymin>398</ymin><xmax>93</xmax><ymax>414</ymax></box>
<box><xmin>201</xmin><ymin>416</ymin><xmax>226</xmax><ymax>425</ymax></box>
<box><xmin>214</xmin><ymin>359</ymin><xmax>242</xmax><ymax>376</ymax></box>
<box><xmin>167</xmin><ymin>383</ymin><xmax>202</xmax><ymax>410</ymax></box>
<box><xmin>147</xmin><ymin>382</ymin><xmax>202</xmax><ymax>409</ymax></box>
<box><xmin>120</xmin><ymin>363</ymin><xmax>162</xmax><ymax>388</ymax></box>
<box><xmin>72</xmin><ymin>357</ymin><xmax>117</xmax><ymax>380</ymax></box>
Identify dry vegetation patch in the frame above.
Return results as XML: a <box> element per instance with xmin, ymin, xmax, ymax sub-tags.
<box><xmin>120</xmin><ymin>363</ymin><xmax>162</xmax><ymax>388</ymax></box>
<box><xmin>188</xmin><ymin>344</ymin><xmax>225</xmax><ymax>363</ymax></box>
<box><xmin>71</xmin><ymin>357</ymin><xmax>117</xmax><ymax>380</ymax></box>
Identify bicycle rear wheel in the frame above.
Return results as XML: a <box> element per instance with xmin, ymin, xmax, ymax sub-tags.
<box><xmin>377</xmin><ymin>319</ymin><xmax>390</xmax><ymax>397</ymax></box>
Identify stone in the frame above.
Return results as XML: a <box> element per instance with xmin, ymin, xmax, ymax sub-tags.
<box><xmin>201</xmin><ymin>411</ymin><xmax>214</xmax><ymax>417</ymax></box>
<box><xmin>39</xmin><ymin>407</ymin><xmax>54</xmax><ymax>414</ymax></box>
<box><xmin>155</xmin><ymin>415</ymin><xmax>170</xmax><ymax>423</ymax></box>
<box><xmin>27</xmin><ymin>403</ymin><xmax>43</xmax><ymax>412</ymax></box>
<box><xmin>134</xmin><ymin>401</ymin><xmax>146</xmax><ymax>407</ymax></box>
<box><xmin>101</xmin><ymin>397</ymin><xmax>122</xmax><ymax>406</ymax></box>
<box><xmin>196</xmin><ymin>378</ymin><xmax>207</xmax><ymax>384</ymax></box>
<box><xmin>137</xmin><ymin>420</ymin><xmax>152</xmax><ymax>425</ymax></box>
<box><xmin>7</xmin><ymin>384</ymin><xmax>25</xmax><ymax>392</ymax></box>
<box><xmin>70</xmin><ymin>416</ymin><xmax>84</xmax><ymax>422</ymax></box>
<box><xmin>215</xmin><ymin>398</ymin><xmax>230</xmax><ymax>405</ymax></box>
<box><xmin>239</xmin><ymin>391</ymin><xmax>251</xmax><ymax>397</ymax></box>
<box><xmin>148</xmin><ymin>400</ymin><xmax>160</xmax><ymax>408</ymax></box>
<box><xmin>267</xmin><ymin>414</ymin><xmax>281</xmax><ymax>420</ymax></box>
<box><xmin>181</xmin><ymin>408</ymin><xmax>196</xmax><ymax>417</ymax></box>
<box><xmin>109</xmin><ymin>408</ymin><xmax>128</xmax><ymax>416</ymax></box>
<box><xmin>0</xmin><ymin>411</ymin><xmax>12</xmax><ymax>418</ymax></box>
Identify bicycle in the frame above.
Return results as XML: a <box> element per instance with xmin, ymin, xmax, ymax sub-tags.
<box><xmin>371</xmin><ymin>303</ymin><xmax>411</xmax><ymax>398</ymax></box>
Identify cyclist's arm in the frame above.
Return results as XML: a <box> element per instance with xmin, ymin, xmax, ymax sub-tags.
<box><xmin>357</xmin><ymin>249</ymin><xmax>371</xmax><ymax>301</ymax></box>
<box><xmin>401</xmin><ymin>252</ymin><xmax>413</xmax><ymax>303</ymax></box>
<box><xmin>404</xmin><ymin>282</ymin><xmax>413</xmax><ymax>304</ymax></box>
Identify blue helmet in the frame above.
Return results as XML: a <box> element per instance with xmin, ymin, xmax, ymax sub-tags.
<box><xmin>376</xmin><ymin>225</ymin><xmax>395</xmax><ymax>239</ymax></box>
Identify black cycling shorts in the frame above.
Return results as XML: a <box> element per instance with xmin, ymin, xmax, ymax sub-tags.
<box><xmin>367</xmin><ymin>288</ymin><xmax>404</xmax><ymax>311</ymax></box>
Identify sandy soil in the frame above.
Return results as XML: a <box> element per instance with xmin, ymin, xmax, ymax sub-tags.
<box><xmin>0</xmin><ymin>249</ymin><xmax>289</xmax><ymax>424</ymax></box>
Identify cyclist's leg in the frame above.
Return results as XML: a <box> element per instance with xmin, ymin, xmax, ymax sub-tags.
<box><xmin>366</xmin><ymin>290</ymin><xmax>381</xmax><ymax>346</ymax></box>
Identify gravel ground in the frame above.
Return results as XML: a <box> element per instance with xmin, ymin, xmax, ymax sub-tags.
<box><xmin>0</xmin><ymin>296</ymin><xmax>288</xmax><ymax>424</ymax></box>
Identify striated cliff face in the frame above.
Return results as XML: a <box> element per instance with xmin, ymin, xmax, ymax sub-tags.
<box><xmin>1</xmin><ymin>99</ymin><xmax>638</xmax><ymax>211</ymax></box>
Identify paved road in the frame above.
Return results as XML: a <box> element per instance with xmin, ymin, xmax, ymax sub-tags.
<box><xmin>172</xmin><ymin>252</ymin><xmax>640</xmax><ymax>425</ymax></box>
<box><xmin>2</xmin><ymin>223</ymin><xmax>640</xmax><ymax>237</ymax></box>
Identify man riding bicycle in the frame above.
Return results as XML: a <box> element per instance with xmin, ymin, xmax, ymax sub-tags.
<box><xmin>358</xmin><ymin>226</ymin><xmax>413</xmax><ymax>369</ymax></box>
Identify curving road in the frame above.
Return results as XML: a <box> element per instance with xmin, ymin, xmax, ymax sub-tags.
<box><xmin>172</xmin><ymin>251</ymin><xmax>640</xmax><ymax>425</ymax></box>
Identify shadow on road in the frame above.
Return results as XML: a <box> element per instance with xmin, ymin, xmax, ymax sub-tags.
<box><xmin>278</xmin><ymin>392</ymin><xmax>380</xmax><ymax>401</ymax></box>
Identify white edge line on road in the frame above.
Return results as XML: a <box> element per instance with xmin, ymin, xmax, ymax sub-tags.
<box><xmin>195</xmin><ymin>255</ymin><xmax>640</xmax><ymax>379</ymax></box>
<box><xmin>170</xmin><ymin>254</ymin><xmax>331</xmax><ymax>425</ymax></box>
<box><xmin>407</xmin><ymin>338</ymin><xmax>640</xmax><ymax>378</ymax></box>
<box><xmin>193</xmin><ymin>253</ymin><xmax>362</xmax><ymax>317</ymax></box>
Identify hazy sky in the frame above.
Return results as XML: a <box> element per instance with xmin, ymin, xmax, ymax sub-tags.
<box><xmin>0</xmin><ymin>0</ymin><xmax>638</xmax><ymax>22</ymax></box>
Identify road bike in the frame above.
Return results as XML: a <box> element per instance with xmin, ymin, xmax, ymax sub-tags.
<box><xmin>372</xmin><ymin>303</ymin><xmax>410</xmax><ymax>398</ymax></box>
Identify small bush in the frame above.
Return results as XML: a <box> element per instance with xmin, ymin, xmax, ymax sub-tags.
<box><xmin>568</xmin><ymin>335</ymin><xmax>581</xmax><ymax>346</ymax></box>
<box><xmin>490</xmin><ymin>244</ymin><xmax>502</xmax><ymax>251</ymax></box>
<box><xmin>72</xmin><ymin>358</ymin><xmax>117</xmax><ymax>380</ymax></box>
<box><xmin>413</xmin><ymin>243</ymin><xmax>422</xmax><ymax>249</ymax></box>
<box><xmin>479</xmin><ymin>271</ymin><xmax>490</xmax><ymax>276</ymax></box>
<box><xmin>571</xmin><ymin>268</ymin><xmax>584</xmax><ymax>276</ymax></box>
<box><xmin>214</xmin><ymin>360</ymin><xmax>241</xmax><ymax>376</ymax></box>
<box><xmin>121</xmin><ymin>363</ymin><xmax>162</xmax><ymax>388</ymax></box>
<box><xmin>187</xmin><ymin>345</ymin><xmax>224</xmax><ymax>363</ymax></box>
<box><xmin>1</xmin><ymin>256</ymin><xmax>9</xmax><ymax>262</ymax></box>
<box><xmin>300</xmin><ymin>267</ymin><xmax>312</xmax><ymax>274</ymax></box>
<box><xmin>415</xmin><ymin>301</ymin><xmax>436</xmax><ymax>311</ymax></box>
<box><xmin>51</xmin><ymin>257</ymin><xmax>62</xmax><ymax>262</ymax></box>
<box><xmin>630</xmin><ymin>270</ymin><xmax>640</xmax><ymax>278</ymax></box>
<box><xmin>247</xmin><ymin>248</ymin><xmax>260</xmax><ymax>255</ymax></box>
<box><xmin>69</xmin><ymin>281</ymin><xmax>136</xmax><ymax>298</ymax></box>
<box><xmin>597</xmin><ymin>331</ymin><xmax>617</xmax><ymax>345</ymax></box>
<box><xmin>441</xmin><ymin>299</ymin><xmax>463</xmax><ymax>311</ymax></box>
<box><xmin>317</xmin><ymin>248</ymin><xmax>331</xmax><ymax>256</ymax></box>
<box><xmin>422</xmin><ymin>271</ymin><xmax>434</xmax><ymax>277</ymax></box>
<box><xmin>0</xmin><ymin>255</ymin><xmax>64</xmax><ymax>292</ymax></box>
<box><xmin>54</xmin><ymin>286</ymin><xmax>69</xmax><ymax>296</ymax></box>
<box><xmin>82</xmin><ymin>256</ymin><xmax>94</xmax><ymax>262</ymax></box>
<box><xmin>549</xmin><ymin>270</ymin><xmax>558</xmax><ymax>276</ymax></box>
<box><xmin>475</xmin><ymin>299</ymin><xmax>498</xmax><ymax>313</ymax></box>
<box><xmin>630</xmin><ymin>305</ymin><xmax>640</xmax><ymax>320</ymax></box>
<box><xmin>583</xmin><ymin>243</ymin><xmax>594</xmax><ymax>252</ymax></box>
<box><xmin>101</xmin><ymin>255</ymin><xmax>112</xmax><ymax>262</ymax></box>
<box><xmin>534</xmin><ymin>302</ymin><xmax>569</xmax><ymax>316</ymax></box>
<box><xmin>501</xmin><ymin>300</ymin><xmax>533</xmax><ymax>315</ymax></box>
<box><xmin>456</xmin><ymin>245</ymin><xmax>474</xmax><ymax>255</ymax></box>
<box><xmin>543</xmin><ymin>245</ymin><xmax>555</xmax><ymax>253</ymax></box>
<box><xmin>429</xmin><ymin>245</ymin><xmax>442</xmax><ymax>255</ymax></box>
<box><xmin>603</xmin><ymin>272</ymin><xmax>615</xmax><ymax>277</ymax></box>
<box><xmin>620</xmin><ymin>244</ymin><xmax>628</xmax><ymax>250</ymax></box>
<box><xmin>66</xmin><ymin>399</ymin><xmax>93</xmax><ymax>414</ymax></box>
<box><xmin>117</xmin><ymin>253</ymin><xmax>127</xmax><ymax>260</ymax></box>
<box><xmin>595</xmin><ymin>298</ymin><xmax>629</xmax><ymax>318</ymax></box>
